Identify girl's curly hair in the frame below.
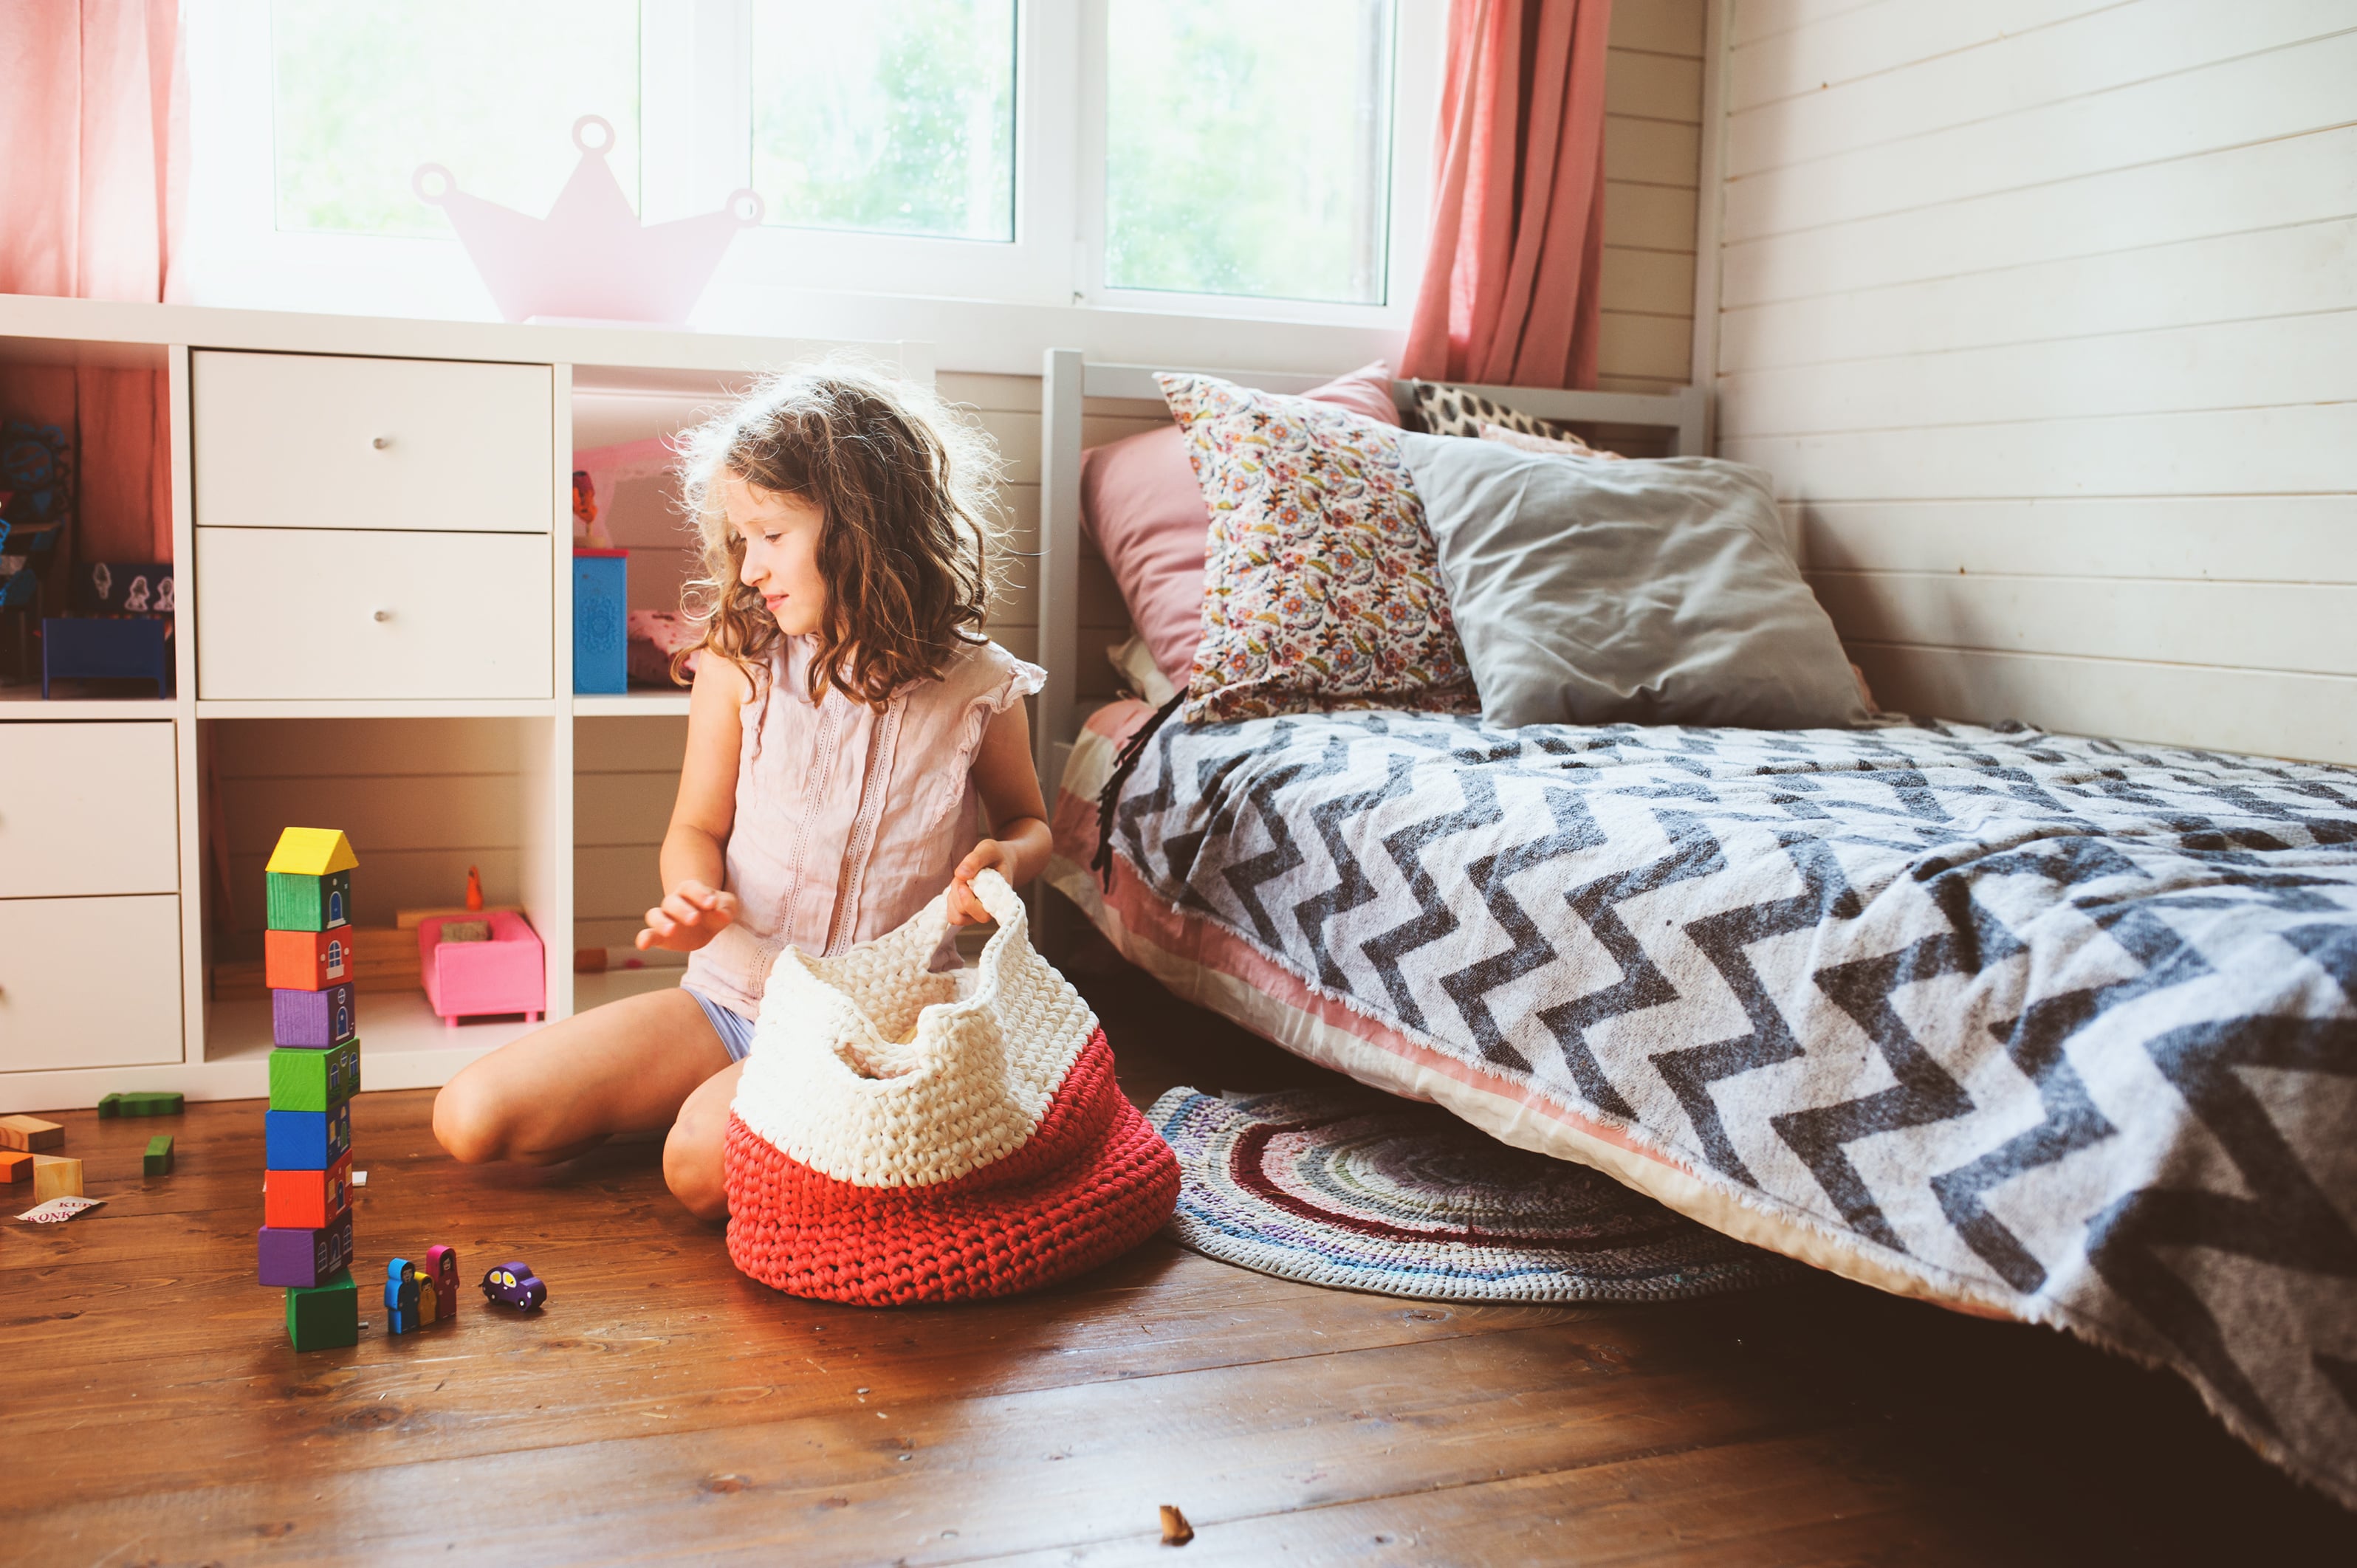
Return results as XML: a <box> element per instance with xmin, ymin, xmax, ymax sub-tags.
<box><xmin>673</xmin><ymin>361</ymin><xmax>1006</xmax><ymax>707</ymax></box>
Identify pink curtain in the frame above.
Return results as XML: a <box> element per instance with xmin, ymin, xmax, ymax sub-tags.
<box><xmin>0</xmin><ymin>0</ymin><xmax>186</xmax><ymax>562</ymax></box>
<box><xmin>1401</xmin><ymin>0</ymin><xmax>1613</xmax><ymax>390</ymax></box>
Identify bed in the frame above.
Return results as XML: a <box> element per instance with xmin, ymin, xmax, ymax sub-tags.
<box><xmin>1024</xmin><ymin>354</ymin><xmax>2357</xmax><ymax>1510</ymax></box>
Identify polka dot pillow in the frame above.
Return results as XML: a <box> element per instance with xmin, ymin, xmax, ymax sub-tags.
<box><xmin>1408</xmin><ymin>379</ymin><xmax>1596</xmax><ymax>451</ymax></box>
<box><xmin>1160</xmin><ymin>373</ymin><xmax>1478</xmax><ymax>724</ymax></box>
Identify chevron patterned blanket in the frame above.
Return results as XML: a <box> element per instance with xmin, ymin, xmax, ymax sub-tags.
<box><xmin>1046</xmin><ymin>701</ymin><xmax>2357</xmax><ymax>1507</ymax></box>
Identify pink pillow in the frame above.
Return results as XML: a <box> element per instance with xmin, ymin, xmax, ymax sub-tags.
<box><xmin>1080</xmin><ymin>362</ymin><xmax>1399</xmax><ymax>689</ymax></box>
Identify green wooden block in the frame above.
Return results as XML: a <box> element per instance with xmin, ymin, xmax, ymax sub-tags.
<box><xmin>267</xmin><ymin>869</ymin><xmax>353</xmax><ymax>933</ymax></box>
<box><xmin>269</xmin><ymin>1039</ymin><xmax>360</xmax><ymax>1112</ymax></box>
<box><xmin>286</xmin><ymin>1267</ymin><xmax>359</xmax><ymax>1351</ymax></box>
<box><xmin>143</xmin><ymin>1134</ymin><xmax>174</xmax><ymax>1177</ymax></box>
<box><xmin>100</xmin><ymin>1090</ymin><xmax>184</xmax><ymax>1118</ymax></box>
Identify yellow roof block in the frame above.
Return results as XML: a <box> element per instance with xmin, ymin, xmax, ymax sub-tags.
<box><xmin>266</xmin><ymin>827</ymin><xmax>357</xmax><ymax>876</ymax></box>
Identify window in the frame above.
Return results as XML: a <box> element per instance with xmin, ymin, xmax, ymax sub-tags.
<box><xmin>270</xmin><ymin>1</ymin><xmax>642</xmax><ymax>238</ymax></box>
<box><xmin>1104</xmin><ymin>1</ymin><xmax>1395</xmax><ymax>304</ymax></box>
<box><xmin>184</xmin><ymin>1</ymin><xmax>1439</xmax><ymax>346</ymax></box>
<box><xmin>749</xmin><ymin>0</ymin><xmax>1016</xmax><ymax>243</ymax></box>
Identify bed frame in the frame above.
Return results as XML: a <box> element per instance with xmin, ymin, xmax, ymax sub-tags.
<box><xmin>1031</xmin><ymin>348</ymin><xmax>1712</xmax><ymax>791</ymax></box>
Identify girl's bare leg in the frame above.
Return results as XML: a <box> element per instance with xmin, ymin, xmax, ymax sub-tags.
<box><xmin>662</xmin><ymin>1059</ymin><xmax>747</xmax><ymax>1223</ymax></box>
<box><xmin>433</xmin><ymin>988</ymin><xmax>731</xmax><ymax>1169</ymax></box>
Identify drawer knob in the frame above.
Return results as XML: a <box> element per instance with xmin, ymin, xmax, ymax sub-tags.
<box><xmin>372</xmin><ymin>608</ymin><xmax>394</xmax><ymax>623</ymax></box>
<box><xmin>371</xmin><ymin>436</ymin><xmax>392</xmax><ymax>450</ymax></box>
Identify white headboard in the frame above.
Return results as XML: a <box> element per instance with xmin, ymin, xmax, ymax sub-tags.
<box><xmin>1031</xmin><ymin>348</ymin><xmax>1711</xmax><ymax>789</ymax></box>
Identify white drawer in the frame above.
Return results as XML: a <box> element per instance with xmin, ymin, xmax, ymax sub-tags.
<box><xmin>0</xmin><ymin>723</ymin><xmax>179</xmax><ymax>897</ymax></box>
<box><xmin>0</xmin><ymin>894</ymin><xmax>182</xmax><ymax>1071</ymax></box>
<box><xmin>193</xmin><ymin>351</ymin><xmax>554</xmax><ymax>534</ymax></box>
<box><xmin>196</xmin><ymin>528</ymin><xmax>552</xmax><ymax>701</ymax></box>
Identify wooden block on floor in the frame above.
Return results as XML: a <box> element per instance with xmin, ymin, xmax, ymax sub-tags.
<box><xmin>143</xmin><ymin>1135</ymin><xmax>174</xmax><ymax>1177</ymax></box>
<box><xmin>0</xmin><ymin>1114</ymin><xmax>64</xmax><ymax>1152</ymax></box>
<box><xmin>31</xmin><ymin>1154</ymin><xmax>83</xmax><ymax>1200</ymax></box>
<box><xmin>0</xmin><ymin>1149</ymin><xmax>31</xmax><ymax>1184</ymax></box>
<box><xmin>97</xmin><ymin>1091</ymin><xmax>184</xmax><ymax>1119</ymax></box>
<box><xmin>284</xmin><ymin>1266</ymin><xmax>359</xmax><ymax>1352</ymax></box>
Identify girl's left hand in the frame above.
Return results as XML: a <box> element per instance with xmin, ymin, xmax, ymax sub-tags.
<box><xmin>948</xmin><ymin>839</ymin><xmax>1009</xmax><ymax>924</ymax></box>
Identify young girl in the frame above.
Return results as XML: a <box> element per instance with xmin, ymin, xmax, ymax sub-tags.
<box><xmin>433</xmin><ymin>364</ymin><xmax>1050</xmax><ymax>1220</ymax></box>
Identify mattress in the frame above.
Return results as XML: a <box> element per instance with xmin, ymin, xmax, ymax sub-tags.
<box><xmin>1048</xmin><ymin>698</ymin><xmax>2357</xmax><ymax>1507</ymax></box>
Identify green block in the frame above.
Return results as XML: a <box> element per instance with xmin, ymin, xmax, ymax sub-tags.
<box><xmin>267</xmin><ymin>869</ymin><xmax>353</xmax><ymax>933</ymax></box>
<box><xmin>143</xmin><ymin>1135</ymin><xmax>174</xmax><ymax>1177</ymax></box>
<box><xmin>99</xmin><ymin>1090</ymin><xmax>184</xmax><ymax>1119</ymax></box>
<box><xmin>286</xmin><ymin>1267</ymin><xmax>359</xmax><ymax>1351</ymax></box>
<box><xmin>269</xmin><ymin>1039</ymin><xmax>360</xmax><ymax>1112</ymax></box>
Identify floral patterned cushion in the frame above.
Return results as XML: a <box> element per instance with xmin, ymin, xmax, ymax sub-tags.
<box><xmin>1160</xmin><ymin>374</ymin><xmax>1478</xmax><ymax>724</ymax></box>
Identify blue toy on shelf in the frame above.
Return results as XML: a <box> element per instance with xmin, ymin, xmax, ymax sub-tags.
<box><xmin>573</xmin><ymin>548</ymin><xmax>628</xmax><ymax>694</ymax></box>
<box><xmin>43</xmin><ymin>616</ymin><xmax>171</xmax><ymax>698</ymax></box>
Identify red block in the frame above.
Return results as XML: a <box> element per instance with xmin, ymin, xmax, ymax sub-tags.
<box><xmin>265</xmin><ymin>927</ymin><xmax>359</xmax><ymax>991</ymax></box>
<box><xmin>264</xmin><ymin>1152</ymin><xmax>352</xmax><ymax>1229</ymax></box>
<box><xmin>0</xmin><ymin>1149</ymin><xmax>31</xmax><ymax>1184</ymax></box>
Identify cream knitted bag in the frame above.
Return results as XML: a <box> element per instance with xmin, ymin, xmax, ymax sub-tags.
<box><xmin>721</xmin><ymin>869</ymin><xmax>1179</xmax><ymax>1304</ymax></box>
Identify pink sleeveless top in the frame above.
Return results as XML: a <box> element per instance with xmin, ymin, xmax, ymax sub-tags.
<box><xmin>685</xmin><ymin>635</ymin><xmax>1046</xmax><ymax>1017</ymax></box>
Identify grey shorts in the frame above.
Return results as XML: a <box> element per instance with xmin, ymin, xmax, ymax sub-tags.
<box><xmin>684</xmin><ymin>986</ymin><xmax>758</xmax><ymax>1063</ymax></box>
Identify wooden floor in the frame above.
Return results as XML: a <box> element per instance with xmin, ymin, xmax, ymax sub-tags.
<box><xmin>7</xmin><ymin>945</ymin><xmax>2356</xmax><ymax>1565</ymax></box>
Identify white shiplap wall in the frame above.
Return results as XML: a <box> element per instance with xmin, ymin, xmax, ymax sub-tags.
<box><xmin>1714</xmin><ymin>0</ymin><xmax>2357</xmax><ymax>764</ymax></box>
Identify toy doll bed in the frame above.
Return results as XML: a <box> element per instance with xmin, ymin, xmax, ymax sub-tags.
<box><xmin>1026</xmin><ymin>353</ymin><xmax>2357</xmax><ymax>1509</ymax></box>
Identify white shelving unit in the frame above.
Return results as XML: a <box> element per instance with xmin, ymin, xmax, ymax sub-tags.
<box><xmin>0</xmin><ymin>295</ymin><xmax>928</xmax><ymax>1107</ymax></box>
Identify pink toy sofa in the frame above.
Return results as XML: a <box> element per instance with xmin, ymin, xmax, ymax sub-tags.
<box><xmin>418</xmin><ymin>911</ymin><xmax>545</xmax><ymax>1028</ymax></box>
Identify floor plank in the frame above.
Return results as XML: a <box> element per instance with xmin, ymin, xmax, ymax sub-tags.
<box><xmin>3</xmin><ymin>948</ymin><xmax>2353</xmax><ymax>1564</ymax></box>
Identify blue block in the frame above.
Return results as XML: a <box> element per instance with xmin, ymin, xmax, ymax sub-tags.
<box><xmin>264</xmin><ymin>1101</ymin><xmax>352</xmax><ymax>1169</ymax></box>
<box><xmin>572</xmin><ymin>551</ymin><xmax>628</xmax><ymax>694</ymax></box>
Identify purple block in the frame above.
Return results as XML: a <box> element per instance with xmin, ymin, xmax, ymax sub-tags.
<box><xmin>272</xmin><ymin>983</ymin><xmax>357</xmax><ymax>1048</ymax></box>
<box><xmin>257</xmin><ymin>1209</ymin><xmax>355</xmax><ymax>1287</ymax></box>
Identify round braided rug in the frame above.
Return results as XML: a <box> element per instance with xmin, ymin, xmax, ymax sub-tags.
<box><xmin>1150</xmin><ymin>1086</ymin><xmax>1805</xmax><ymax>1303</ymax></box>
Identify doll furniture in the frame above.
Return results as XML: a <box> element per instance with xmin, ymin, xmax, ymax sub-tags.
<box><xmin>418</xmin><ymin>910</ymin><xmax>546</xmax><ymax>1028</ymax></box>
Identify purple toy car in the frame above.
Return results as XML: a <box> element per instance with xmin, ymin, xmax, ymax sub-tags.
<box><xmin>479</xmin><ymin>1259</ymin><xmax>547</xmax><ymax>1311</ymax></box>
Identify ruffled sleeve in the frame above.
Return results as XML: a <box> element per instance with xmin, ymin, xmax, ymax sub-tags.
<box><xmin>921</xmin><ymin>639</ymin><xmax>1047</xmax><ymax>833</ymax></box>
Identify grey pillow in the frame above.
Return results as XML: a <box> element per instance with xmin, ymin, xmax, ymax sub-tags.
<box><xmin>1399</xmin><ymin>433</ymin><xmax>1867</xmax><ymax>730</ymax></box>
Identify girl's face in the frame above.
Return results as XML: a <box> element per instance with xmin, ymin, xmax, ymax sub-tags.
<box><xmin>726</xmin><ymin>474</ymin><xmax>827</xmax><ymax>637</ymax></box>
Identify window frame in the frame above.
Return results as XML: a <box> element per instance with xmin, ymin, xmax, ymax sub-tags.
<box><xmin>179</xmin><ymin>0</ymin><xmax>1441</xmax><ymax>354</ymax></box>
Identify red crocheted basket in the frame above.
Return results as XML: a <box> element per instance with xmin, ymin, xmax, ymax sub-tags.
<box><xmin>721</xmin><ymin>870</ymin><xmax>1178</xmax><ymax>1305</ymax></box>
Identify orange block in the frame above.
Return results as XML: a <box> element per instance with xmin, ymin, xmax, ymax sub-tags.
<box><xmin>265</xmin><ymin>927</ymin><xmax>360</xmax><ymax>991</ymax></box>
<box><xmin>0</xmin><ymin>1149</ymin><xmax>31</xmax><ymax>1183</ymax></box>
<box><xmin>264</xmin><ymin>1152</ymin><xmax>352</xmax><ymax>1229</ymax></box>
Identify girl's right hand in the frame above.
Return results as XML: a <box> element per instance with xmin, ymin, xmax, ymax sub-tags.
<box><xmin>637</xmin><ymin>880</ymin><xmax>741</xmax><ymax>953</ymax></box>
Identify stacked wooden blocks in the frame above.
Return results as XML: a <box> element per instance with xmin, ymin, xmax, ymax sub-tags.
<box><xmin>1</xmin><ymin>1115</ymin><xmax>78</xmax><ymax>1200</ymax></box>
<box><xmin>256</xmin><ymin>828</ymin><xmax>363</xmax><ymax>1350</ymax></box>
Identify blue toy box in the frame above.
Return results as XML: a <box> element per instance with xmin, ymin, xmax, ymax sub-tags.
<box><xmin>572</xmin><ymin>549</ymin><xmax>627</xmax><ymax>695</ymax></box>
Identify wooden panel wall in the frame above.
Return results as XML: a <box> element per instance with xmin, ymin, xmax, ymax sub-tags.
<box><xmin>1600</xmin><ymin>0</ymin><xmax>1709</xmax><ymax>392</ymax></box>
<box><xmin>211</xmin><ymin>719</ymin><xmax>523</xmax><ymax>949</ymax></box>
<box><xmin>574</xmin><ymin>715</ymin><xmax>688</xmax><ymax>951</ymax></box>
<box><xmin>1715</xmin><ymin>0</ymin><xmax>2357</xmax><ymax>763</ymax></box>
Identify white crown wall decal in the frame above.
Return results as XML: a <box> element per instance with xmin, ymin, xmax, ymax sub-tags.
<box><xmin>416</xmin><ymin>116</ymin><xmax>763</xmax><ymax>326</ymax></box>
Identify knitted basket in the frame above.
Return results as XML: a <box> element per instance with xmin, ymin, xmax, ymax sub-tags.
<box><xmin>722</xmin><ymin>868</ymin><xmax>1178</xmax><ymax>1304</ymax></box>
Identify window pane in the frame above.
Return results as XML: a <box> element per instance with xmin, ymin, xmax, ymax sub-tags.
<box><xmin>1106</xmin><ymin>0</ymin><xmax>1394</xmax><ymax>304</ymax></box>
<box><xmin>272</xmin><ymin>1</ymin><xmax>641</xmax><ymax>238</ymax></box>
<box><xmin>750</xmin><ymin>0</ymin><xmax>1017</xmax><ymax>243</ymax></box>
